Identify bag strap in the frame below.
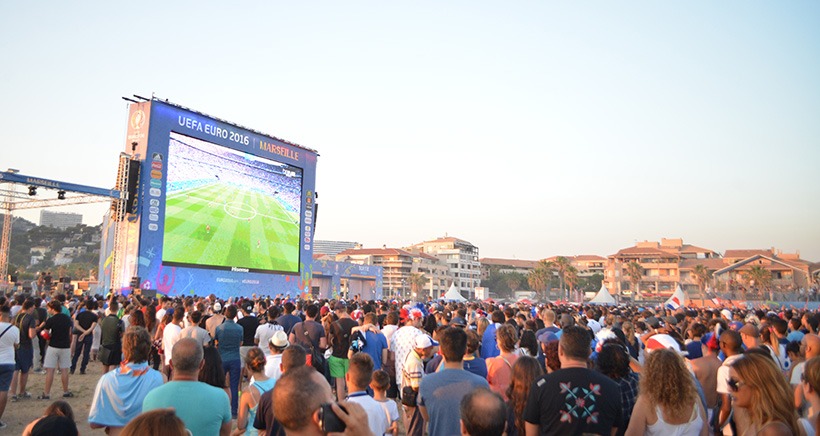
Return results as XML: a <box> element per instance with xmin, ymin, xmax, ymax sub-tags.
<box><xmin>500</xmin><ymin>356</ymin><xmax>513</xmax><ymax>369</ymax></box>
<box><xmin>0</xmin><ymin>324</ymin><xmax>13</xmax><ymax>340</ymax></box>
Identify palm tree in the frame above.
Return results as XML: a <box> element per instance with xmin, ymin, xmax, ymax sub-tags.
<box><xmin>564</xmin><ymin>265</ymin><xmax>579</xmax><ymax>301</ymax></box>
<box><xmin>692</xmin><ymin>264</ymin><xmax>712</xmax><ymax>304</ymax></box>
<box><xmin>625</xmin><ymin>261</ymin><xmax>644</xmax><ymax>300</ymax></box>
<box><xmin>528</xmin><ymin>260</ymin><xmax>554</xmax><ymax>301</ymax></box>
<box><xmin>553</xmin><ymin>256</ymin><xmax>572</xmax><ymax>297</ymax></box>
<box><xmin>504</xmin><ymin>272</ymin><xmax>524</xmax><ymax>296</ymax></box>
<box><xmin>744</xmin><ymin>265</ymin><xmax>772</xmax><ymax>299</ymax></box>
<box><xmin>408</xmin><ymin>273</ymin><xmax>428</xmax><ymax>298</ymax></box>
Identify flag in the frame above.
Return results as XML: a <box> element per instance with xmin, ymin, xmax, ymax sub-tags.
<box><xmin>665</xmin><ymin>284</ymin><xmax>686</xmax><ymax>310</ymax></box>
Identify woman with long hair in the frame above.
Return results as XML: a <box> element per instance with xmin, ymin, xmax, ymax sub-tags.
<box><xmin>799</xmin><ymin>356</ymin><xmax>820</xmax><ymax>436</ymax></box>
<box><xmin>621</xmin><ymin>321</ymin><xmax>641</xmax><ymax>360</ymax></box>
<box><xmin>505</xmin><ymin>356</ymin><xmax>543</xmax><ymax>436</ymax></box>
<box><xmin>729</xmin><ymin>352</ymin><xmax>801</xmax><ymax>436</ymax></box>
<box><xmin>121</xmin><ymin>409</ymin><xmax>188</xmax><ymax>436</ymax></box>
<box><xmin>486</xmin><ymin>324</ymin><xmax>519</xmax><ymax>400</ymax></box>
<box><xmin>476</xmin><ymin>317</ymin><xmax>490</xmax><ymax>340</ymax></box>
<box><xmin>625</xmin><ymin>349</ymin><xmax>706</xmax><ymax>436</ymax></box>
<box><xmin>518</xmin><ymin>330</ymin><xmax>538</xmax><ymax>357</ymax></box>
<box><xmin>235</xmin><ymin>347</ymin><xmax>275</xmax><ymax>436</ymax></box>
<box><xmin>200</xmin><ymin>345</ymin><xmax>229</xmax><ymax>397</ymax></box>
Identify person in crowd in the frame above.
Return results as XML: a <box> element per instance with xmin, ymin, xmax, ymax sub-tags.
<box><xmin>265</xmin><ymin>331</ymin><xmax>289</xmax><ymax>381</ymax></box>
<box><xmin>793</xmin><ymin>334</ymin><xmax>820</xmax><ymax>410</ymax></box>
<box><xmin>542</xmin><ymin>338</ymin><xmax>561</xmax><ymax>373</ymax></box>
<box><xmin>463</xmin><ymin>329</ymin><xmax>487</xmax><ymax>378</ymax></box>
<box><xmin>89</xmin><ymin>326</ymin><xmax>164</xmax><ymax>435</ymax></box>
<box><xmin>161</xmin><ymin>305</ymin><xmax>184</xmax><ymax>377</ymax></box>
<box><xmin>22</xmin><ymin>400</ymin><xmax>76</xmax><ymax>436</ymax></box>
<box><xmin>524</xmin><ymin>325</ymin><xmax>622</xmax><ymax>435</ymax></box>
<box><xmin>70</xmin><ymin>299</ymin><xmax>97</xmax><ymax>375</ymax></box>
<box><xmin>370</xmin><ymin>369</ymin><xmax>399</xmax><ymax>436</ymax></box>
<box><xmin>99</xmin><ymin>299</ymin><xmax>125</xmax><ymax>373</ymax></box>
<box><xmin>686</xmin><ymin>322</ymin><xmax>706</xmax><ymax>360</ymax></box>
<box><xmin>418</xmin><ymin>327</ymin><xmax>489</xmax><ymax>436</ymax></box>
<box><xmin>0</xmin><ymin>305</ymin><xmax>20</xmax><ymax>429</ymax></box>
<box><xmin>272</xmin><ymin>365</ymin><xmax>372</xmax><ymax>436</ymax></box>
<box><xmin>329</xmin><ymin>301</ymin><xmax>358</xmax><ymax>401</ymax></box>
<box><xmin>253</xmin><ymin>344</ymin><xmax>307</xmax><ymax>436</ymax></box>
<box><xmin>798</xmin><ymin>356</ymin><xmax>820</xmax><ymax>435</ymax></box>
<box><xmin>535</xmin><ymin>308</ymin><xmax>560</xmax><ymax>339</ymax></box>
<box><xmin>728</xmin><ymin>352</ymin><xmax>801</xmax><ymax>436</ymax></box>
<box><xmin>481</xmin><ymin>310</ymin><xmax>504</xmax><ymax>358</ymax></box>
<box><xmin>403</xmin><ymin>334</ymin><xmax>436</xmax><ymax>436</ymax></box>
<box><xmin>486</xmin><ymin>323</ymin><xmax>519</xmax><ymax>400</ymax></box>
<box><xmin>289</xmin><ymin>304</ymin><xmax>327</xmax><ymax>355</ymax></box>
<box><xmin>206</xmin><ymin>301</ymin><xmax>226</xmax><ymax>340</ymax></box>
<box><xmin>10</xmin><ymin>299</ymin><xmax>37</xmax><ymax>401</ymax></box>
<box><xmin>716</xmin><ymin>330</ymin><xmax>744</xmax><ymax>434</ymax></box>
<box><xmin>143</xmin><ymin>305</ymin><xmax>159</xmax><ymax>369</ymax></box>
<box><xmin>216</xmin><ymin>304</ymin><xmax>244</xmax><ymax>418</ymax></box>
<box><xmin>345</xmin><ymin>353</ymin><xmax>390</xmax><ymax>435</ymax></box>
<box><xmin>238</xmin><ymin>303</ymin><xmax>260</xmax><ymax>380</ymax></box>
<box><xmin>37</xmin><ymin>300</ymin><xmax>73</xmax><ymax>400</ymax></box>
<box><xmin>235</xmin><ymin>347</ymin><xmax>276</xmax><ymax>436</ymax></box>
<box><xmin>350</xmin><ymin>313</ymin><xmax>388</xmax><ymax>371</ymax></box>
<box><xmin>625</xmin><ymin>349</ymin><xmax>706</xmax><ymax>436</ymax></box>
<box><xmin>460</xmin><ymin>387</ymin><xmax>507</xmax><ymax>436</ymax></box>
<box><xmin>276</xmin><ymin>302</ymin><xmax>302</xmax><ymax>335</ymax></box>
<box><xmin>505</xmin><ymin>356</ymin><xmax>542</xmax><ymax>436</ymax></box>
<box><xmin>179</xmin><ymin>310</ymin><xmax>211</xmax><ymax>347</ymax></box>
<box><xmin>256</xmin><ymin>307</ymin><xmax>284</xmax><ymax>358</ymax></box>
<box><xmin>597</xmin><ymin>342</ymin><xmax>640</xmax><ymax>436</ymax></box>
<box><xmin>121</xmin><ymin>409</ymin><xmax>189</xmax><ymax>436</ymax></box>
<box><xmin>143</xmin><ymin>337</ymin><xmax>232</xmax><ymax>436</ymax></box>
<box><xmin>690</xmin><ymin>331</ymin><xmax>721</xmax><ymax>427</ymax></box>
<box><xmin>200</xmin><ymin>345</ymin><xmax>228</xmax><ymax>398</ymax></box>
<box><xmin>519</xmin><ymin>329</ymin><xmax>538</xmax><ymax>357</ymax></box>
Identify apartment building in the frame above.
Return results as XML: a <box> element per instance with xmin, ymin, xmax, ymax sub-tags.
<box><xmin>478</xmin><ymin>258</ymin><xmax>539</xmax><ymax>280</ymax></box>
<box><xmin>406</xmin><ymin>236</ymin><xmax>481</xmax><ymax>298</ymax></box>
<box><xmin>39</xmin><ymin>210</ymin><xmax>82</xmax><ymax>229</ymax></box>
<box><xmin>604</xmin><ymin>238</ymin><xmax>718</xmax><ymax>297</ymax></box>
<box><xmin>335</xmin><ymin>247</ymin><xmax>451</xmax><ymax>299</ymax></box>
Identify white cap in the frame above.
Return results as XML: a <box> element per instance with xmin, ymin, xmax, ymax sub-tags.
<box><xmin>413</xmin><ymin>335</ymin><xmax>439</xmax><ymax>349</ymax></box>
<box><xmin>213</xmin><ymin>302</ymin><xmax>222</xmax><ymax>312</ymax></box>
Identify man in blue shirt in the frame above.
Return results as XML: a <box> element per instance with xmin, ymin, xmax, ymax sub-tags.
<box><xmin>480</xmin><ymin>311</ymin><xmax>505</xmax><ymax>358</ymax></box>
<box><xmin>419</xmin><ymin>327</ymin><xmax>489</xmax><ymax>436</ymax></box>
<box><xmin>215</xmin><ymin>305</ymin><xmax>243</xmax><ymax>418</ymax></box>
<box><xmin>351</xmin><ymin>313</ymin><xmax>388</xmax><ymax>370</ymax></box>
<box><xmin>142</xmin><ymin>337</ymin><xmax>231</xmax><ymax>436</ymax></box>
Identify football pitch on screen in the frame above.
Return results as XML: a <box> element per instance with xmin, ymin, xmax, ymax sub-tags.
<box><xmin>162</xmin><ymin>182</ymin><xmax>300</xmax><ymax>272</ymax></box>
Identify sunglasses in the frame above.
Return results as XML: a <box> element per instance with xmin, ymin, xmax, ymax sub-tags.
<box><xmin>727</xmin><ymin>378</ymin><xmax>746</xmax><ymax>392</ymax></box>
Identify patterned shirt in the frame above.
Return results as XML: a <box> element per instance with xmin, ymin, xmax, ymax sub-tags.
<box><xmin>616</xmin><ymin>372</ymin><xmax>640</xmax><ymax>432</ymax></box>
<box><xmin>390</xmin><ymin>325</ymin><xmax>424</xmax><ymax>389</ymax></box>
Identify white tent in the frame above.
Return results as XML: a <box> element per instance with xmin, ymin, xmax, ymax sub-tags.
<box><xmin>443</xmin><ymin>283</ymin><xmax>467</xmax><ymax>302</ymax></box>
<box><xmin>589</xmin><ymin>283</ymin><xmax>617</xmax><ymax>306</ymax></box>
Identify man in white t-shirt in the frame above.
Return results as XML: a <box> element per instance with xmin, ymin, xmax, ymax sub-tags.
<box><xmin>255</xmin><ymin>308</ymin><xmax>283</xmax><ymax>358</ymax></box>
<box><xmin>716</xmin><ymin>330</ymin><xmax>744</xmax><ymax>435</ymax></box>
<box><xmin>162</xmin><ymin>308</ymin><xmax>184</xmax><ymax>370</ymax></box>
<box><xmin>347</xmin><ymin>352</ymin><xmax>390</xmax><ymax>436</ymax></box>
<box><xmin>0</xmin><ymin>305</ymin><xmax>21</xmax><ymax>428</ymax></box>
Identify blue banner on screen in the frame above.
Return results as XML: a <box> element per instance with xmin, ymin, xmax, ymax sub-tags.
<box><xmin>131</xmin><ymin>100</ymin><xmax>318</xmax><ymax>299</ymax></box>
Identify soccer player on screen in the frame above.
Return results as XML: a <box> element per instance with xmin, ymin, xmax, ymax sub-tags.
<box><xmin>206</xmin><ymin>224</ymin><xmax>210</xmax><ymax>234</ymax></box>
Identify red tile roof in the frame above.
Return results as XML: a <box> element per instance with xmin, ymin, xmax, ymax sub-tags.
<box><xmin>724</xmin><ymin>249</ymin><xmax>773</xmax><ymax>259</ymax></box>
<box><xmin>574</xmin><ymin>255</ymin><xmax>607</xmax><ymax>261</ymax></box>
<box><xmin>614</xmin><ymin>246</ymin><xmax>675</xmax><ymax>257</ymax></box>
<box><xmin>679</xmin><ymin>258</ymin><xmax>727</xmax><ymax>270</ymax></box>
<box><xmin>679</xmin><ymin>244</ymin><xmax>716</xmax><ymax>254</ymax></box>
<box><xmin>337</xmin><ymin>248</ymin><xmax>414</xmax><ymax>257</ymax></box>
<box><xmin>479</xmin><ymin>258</ymin><xmax>539</xmax><ymax>269</ymax></box>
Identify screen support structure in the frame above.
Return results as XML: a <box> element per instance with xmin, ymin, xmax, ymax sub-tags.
<box><xmin>0</xmin><ymin>168</ymin><xmax>124</xmax><ymax>292</ymax></box>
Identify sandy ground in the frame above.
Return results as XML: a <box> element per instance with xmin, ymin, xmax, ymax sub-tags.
<box><xmin>3</xmin><ymin>354</ymin><xmax>108</xmax><ymax>435</ymax></box>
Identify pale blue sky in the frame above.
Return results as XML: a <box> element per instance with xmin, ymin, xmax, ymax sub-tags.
<box><xmin>2</xmin><ymin>2</ymin><xmax>819</xmax><ymax>260</ymax></box>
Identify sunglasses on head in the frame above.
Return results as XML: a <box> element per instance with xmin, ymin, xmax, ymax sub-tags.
<box><xmin>727</xmin><ymin>378</ymin><xmax>746</xmax><ymax>392</ymax></box>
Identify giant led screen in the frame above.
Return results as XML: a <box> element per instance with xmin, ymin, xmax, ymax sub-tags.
<box><xmin>162</xmin><ymin>132</ymin><xmax>303</xmax><ymax>274</ymax></box>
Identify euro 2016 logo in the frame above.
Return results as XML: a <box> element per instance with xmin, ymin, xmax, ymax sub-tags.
<box><xmin>131</xmin><ymin>109</ymin><xmax>146</xmax><ymax>130</ymax></box>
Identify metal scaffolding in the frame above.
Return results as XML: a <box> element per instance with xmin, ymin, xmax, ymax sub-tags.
<box><xmin>0</xmin><ymin>169</ymin><xmax>123</xmax><ymax>290</ymax></box>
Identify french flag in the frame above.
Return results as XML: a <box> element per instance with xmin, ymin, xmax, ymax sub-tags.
<box><xmin>665</xmin><ymin>285</ymin><xmax>686</xmax><ymax>310</ymax></box>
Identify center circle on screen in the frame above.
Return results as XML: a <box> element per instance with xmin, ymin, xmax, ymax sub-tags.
<box><xmin>223</xmin><ymin>202</ymin><xmax>258</xmax><ymax>220</ymax></box>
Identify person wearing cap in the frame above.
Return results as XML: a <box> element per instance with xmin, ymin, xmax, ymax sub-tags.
<box><xmin>328</xmin><ymin>301</ymin><xmax>358</xmax><ymax>402</ymax></box>
<box><xmin>214</xmin><ymin>305</ymin><xmax>243</xmax><ymax>419</ymax></box>
<box><xmin>403</xmin><ymin>334</ymin><xmax>436</xmax><ymax>436</ymax></box>
<box><xmin>205</xmin><ymin>301</ymin><xmax>226</xmax><ymax>340</ymax></box>
<box><xmin>391</xmin><ymin>308</ymin><xmax>426</xmax><ymax>394</ymax></box>
<box><xmin>265</xmin><ymin>330</ymin><xmax>289</xmax><ymax>381</ymax></box>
